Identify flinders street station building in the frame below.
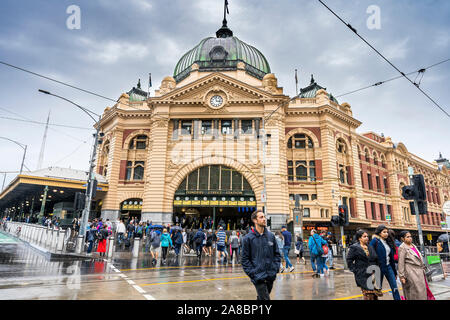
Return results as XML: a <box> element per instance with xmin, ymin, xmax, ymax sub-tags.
<box><xmin>1</xmin><ymin>18</ymin><xmax>449</xmax><ymax>242</ymax></box>
<box><xmin>93</xmin><ymin>19</ymin><xmax>450</xmax><ymax>239</ymax></box>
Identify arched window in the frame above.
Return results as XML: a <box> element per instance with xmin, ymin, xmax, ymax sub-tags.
<box><xmin>287</xmin><ymin>134</ymin><xmax>314</xmax><ymax>149</ymax></box>
<box><xmin>380</xmin><ymin>154</ymin><xmax>386</xmax><ymax>168</ymax></box>
<box><xmin>336</xmin><ymin>139</ymin><xmax>347</xmax><ymax>154</ymax></box>
<box><xmin>364</xmin><ymin>149</ymin><xmax>370</xmax><ymax>162</ymax></box>
<box><xmin>373</xmin><ymin>152</ymin><xmax>378</xmax><ymax>165</ymax></box>
<box><xmin>126</xmin><ymin>161</ymin><xmax>145</xmax><ymax>180</ymax></box>
<box><xmin>287</xmin><ymin>160</ymin><xmax>316</xmax><ymax>181</ymax></box>
<box><xmin>129</xmin><ymin>135</ymin><xmax>148</xmax><ymax>150</ymax></box>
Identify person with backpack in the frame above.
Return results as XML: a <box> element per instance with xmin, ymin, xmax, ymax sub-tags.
<box><xmin>135</xmin><ymin>222</ymin><xmax>144</xmax><ymax>239</ymax></box>
<box><xmin>216</xmin><ymin>227</ymin><xmax>227</xmax><ymax>263</ymax></box>
<box><xmin>308</xmin><ymin>229</ymin><xmax>328</xmax><ymax>278</ymax></box>
<box><xmin>96</xmin><ymin>225</ymin><xmax>109</xmax><ymax>257</ymax></box>
<box><xmin>86</xmin><ymin>224</ymin><xmax>97</xmax><ymax>254</ymax></box>
<box><xmin>150</xmin><ymin>229</ymin><xmax>161</xmax><ymax>265</ymax></box>
<box><xmin>173</xmin><ymin>229</ymin><xmax>183</xmax><ymax>257</ymax></box>
<box><xmin>193</xmin><ymin>228</ymin><xmax>206</xmax><ymax>259</ymax></box>
<box><xmin>370</xmin><ymin>224</ymin><xmax>401</xmax><ymax>300</ymax></box>
<box><xmin>160</xmin><ymin>228</ymin><xmax>173</xmax><ymax>264</ymax></box>
<box><xmin>281</xmin><ymin>226</ymin><xmax>294</xmax><ymax>272</ymax></box>
<box><xmin>126</xmin><ymin>222</ymin><xmax>135</xmax><ymax>241</ymax></box>
<box><xmin>295</xmin><ymin>234</ymin><xmax>305</xmax><ymax>264</ymax></box>
<box><xmin>229</xmin><ymin>231</ymin><xmax>240</xmax><ymax>263</ymax></box>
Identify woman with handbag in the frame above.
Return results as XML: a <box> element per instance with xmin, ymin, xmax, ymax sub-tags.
<box><xmin>347</xmin><ymin>229</ymin><xmax>383</xmax><ymax>300</ymax></box>
<box><xmin>398</xmin><ymin>231</ymin><xmax>435</xmax><ymax>300</ymax></box>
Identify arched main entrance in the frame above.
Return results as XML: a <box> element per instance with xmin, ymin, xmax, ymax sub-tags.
<box><xmin>173</xmin><ymin>165</ymin><xmax>256</xmax><ymax>230</ymax></box>
<box><xmin>120</xmin><ymin>198</ymin><xmax>142</xmax><ymax>222</ymax></box>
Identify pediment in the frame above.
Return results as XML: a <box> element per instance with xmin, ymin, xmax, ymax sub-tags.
<box><xmin>156</xmin><ymin>73</ymin><xmax>280</xmax><ymax>105</ymax></box>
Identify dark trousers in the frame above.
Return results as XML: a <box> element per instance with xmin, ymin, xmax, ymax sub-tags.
<box><xmin>254</xmin><ymin>279</ymin><xmax>274</xmax><ymax>300</ymax></box>
<box><xmin>162</xmin><ymin>247</ymin><xmax>168</xmax><ymax>260</ymax></box>
<box><xmin>87</xmin><ymin>240</ymin><xmax>94</xmax><ymax>253</ymax></box>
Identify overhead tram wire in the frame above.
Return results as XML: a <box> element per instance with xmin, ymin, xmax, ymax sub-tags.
<box><xmin>317</xmin><ymin>0</ymin><xmax>450</xmax><ymax>118</ymax></box>
<box><xmin>0</xmin><ymin>114</ymin><xmax>93</xmax><ymax>130</ymax></box>
<box><xmin>336</xmin><ymin>58</ymin><xmax>450</xmax><ymax>98</ymax></box>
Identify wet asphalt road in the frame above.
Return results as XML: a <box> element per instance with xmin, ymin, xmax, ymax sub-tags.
<box><xmin>1</xmin><ymin>233</ymin><xmax>449</xmax><ymax>300</ymax></box>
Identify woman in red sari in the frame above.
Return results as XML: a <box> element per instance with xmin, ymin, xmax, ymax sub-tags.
<box><xmin>96</xmin><ymin>225</ymin><xmax>109</xmax><ymax>257</ymax></box>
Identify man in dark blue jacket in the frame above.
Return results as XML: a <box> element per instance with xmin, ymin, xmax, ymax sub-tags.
<box><xmin>241</xmin><ymin>210</ymin><xmax>281</xmax><ymax>300</ymax></box>
<box><xmin>193</xmin><ymin>228</ymin><xmax>206</xmax><ymax>259</ymax></box>
<box><xmin>281</xmin><ymin>226</ymin><xmax>294</xmax><ymax>272</ymax></box>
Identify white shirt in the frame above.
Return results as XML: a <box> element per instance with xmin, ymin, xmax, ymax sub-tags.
<box><xmin>116</xmin><ymin>222</ymin><xmax>126</xmax><ymax>233</ymax></box>
<box><xmin>381</xmin><ymin>238</ymin><xmax>391</xmax><ymax>265</ymax></box>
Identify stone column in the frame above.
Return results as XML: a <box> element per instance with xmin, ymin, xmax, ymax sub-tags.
<box><xmin>141</xmin><ymin>115</ymin><xmax>172</xmax><ymax>224</ymax></box>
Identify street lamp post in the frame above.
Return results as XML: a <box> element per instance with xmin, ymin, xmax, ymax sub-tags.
<box><xmin>38</xmin><ymin>89</ymin><xmax>101</xmax><ymax>244</ymax></box>
<box><xmin>0</xmin><ymin>137</ymin><xmax>27</xmax><ymax>175</ymax></box>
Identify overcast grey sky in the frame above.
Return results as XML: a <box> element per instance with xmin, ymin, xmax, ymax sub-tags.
<box><xmin>0</xmin><ymin>0</ymin><xmax>449</xmax><ymax>189</ymax></box>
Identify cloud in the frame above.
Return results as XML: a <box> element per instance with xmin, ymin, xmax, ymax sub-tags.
<box><xmin>76</xmin><ymin>37</ymin><xmax>150</xmax><ymax>64</ymax></box>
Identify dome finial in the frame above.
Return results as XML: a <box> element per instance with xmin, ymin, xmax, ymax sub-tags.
<box><xmin>310</xmin><ymin>74</ymin><xmax>315</xmax><ymax>84</ymax></box>
<box><xmin>216</xmin><ymin>0</ymin><xmax>233</xmax><ymax>38</ymax></box>
<box><xmin>137</xmin><ymin>79</ymin><xmax>141</xmax><ymax>89</ymax></box>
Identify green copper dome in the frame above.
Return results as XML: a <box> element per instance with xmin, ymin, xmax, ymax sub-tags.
<box><xmin>173</xmin><ymin>36</ymin><xmax>271</xmax><ymax>83</ymax></box>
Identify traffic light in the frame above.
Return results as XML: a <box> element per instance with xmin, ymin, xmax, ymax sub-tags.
<box><xmin>402</xmin><ymin>185</ymin><xmax>416</xmax><ymax>200</ymax></box>
<box><xmin>267</xmin><ymin>217</ymin><xmax>272</xmax><ymax>227</ymax></box>
<box><xmin>412</xmin><ymin>174</ymin><xmax>427</xmax><ymax>201</ymax></box>
<box><xmin>86</xmin><ymin>179</ymin><xmax>98</xmax><ymax>198</ymax></box>
<box><xmin>74</xmin><ymin>192</ymin><xmax>86</xmax><ymax>211</ymax></box>
<box><xmin>330</xmin><ymin>215</ymin><xmax>341</xmax><ymax>227</ymax></box>
<box><xmin>338</xmin><ymin>205</ymin><xmax>349</xmax><ymax>226</ymax></box>
<box><xmin>409</xmin><ymin>201</ymin><xmax>428</xmax><ymax>215</ymax></box>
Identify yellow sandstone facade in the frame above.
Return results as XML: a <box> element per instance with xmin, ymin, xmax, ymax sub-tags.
<box><xmin>95</xmin><ymin>22</ymin><xmax>450</xmax><ymax>240</ymax></box>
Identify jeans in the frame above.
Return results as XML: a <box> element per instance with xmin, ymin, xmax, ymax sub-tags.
<box><xmin>127</xmin><ymin>231</ymin><xmax>133</xmax><ymax>240</ymax></box>
<box><xmin>310</xmin><ymin>254</ymin><xmax>318</xmax><ymax>273</ymax></box>
<box><xmin>311</xmin><ymin>254</ymin><xmax>325</xmax><ymax>274</ymax></box>
<box><xmin>254</xmin><ymin>280</ymin><xmax>274</xmax><ymax>300</ymax></box>
<box><xmin>87</xmin><ymin>240</ymin><xmax>94</xmax><ymax>253</ymax></box>
<box><xmin>117</xmin><ymin>233</ymin><xmax>124</xmax><ymax>245</ymax></box>
<box><xmin>326</xmin><ymin>249</ymin><xmax>334</xmax><ymax>267</ymax></box>
<box><xmin>174</xmin><ymin>243</ymin><xmax>181</xmax><ymax>256</ymax></box>
<box><xmin>283</xmin><ymin>246</ymin><xmax>293</xmax><ymax>268</ymax></box>
<box><xmin>381</xmin><ymin>265</ymin><xmax>401</xmax><ymax>300</ymax></box>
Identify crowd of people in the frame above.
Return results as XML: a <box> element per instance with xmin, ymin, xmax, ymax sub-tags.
<box><xmin>346</xmin><ymin>225</ymin><xmax>435</xmax><ymax>300</ymax></box>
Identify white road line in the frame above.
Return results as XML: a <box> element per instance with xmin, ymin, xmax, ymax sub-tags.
<box><xmin>105</xmin><ymin>259</ymin><xmax>155</xmax><ymax>300</ymax></box>
<box><xmin>133</xmin><ymin>285</ymin><xmax>146</xmax><ymax>294</ymax></box>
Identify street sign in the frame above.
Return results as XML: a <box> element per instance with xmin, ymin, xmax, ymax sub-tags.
<box><xmin>261</xmin><ymin>191</ymin><xmax>266</xmax><ymax>203</ymax></box>
<box><xmin>427</xmin><ymin>234</ymin><xmax>433</xmax><ymax>241</ymax></box>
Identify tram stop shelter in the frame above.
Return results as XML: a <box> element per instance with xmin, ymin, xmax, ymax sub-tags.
<box><xmin>0</xmin><ymin>167</ymin><xmax>108</xmax><ymax>221</ymax></box>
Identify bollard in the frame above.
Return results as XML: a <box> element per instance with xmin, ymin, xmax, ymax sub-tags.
<box><xmin>51</xmin><ymin>228</ymin><xmax>58</xmax><ymax>250</ymax></box>
<box><xmin>132</xmin><ymin>237</ymin><xmax>140</xmax><ymax>258</ymax></box>
<box><xmin>57</xmin><ymin>229</ymin><xmax>65</xmax><ymax>251</ymax></box>
<box><xmin>75</xmin><ymin>235</ymin><xmax>84</xmax><ymax>254</ymax></box>
<box><xmin>107</xmin><ymin>237</ymin><xmax>115</xmax><ymax>258</ymax></box>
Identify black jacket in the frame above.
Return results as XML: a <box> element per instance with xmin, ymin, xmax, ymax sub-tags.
<box><xmin>346</xmin><ymin>243</ymin><xmax>379</xmax><ymax>290</ymax></box>
<box><xmin>241</xmin><ymin>228</ymin><xmax>281</xmax><ymax>284</ymax></box>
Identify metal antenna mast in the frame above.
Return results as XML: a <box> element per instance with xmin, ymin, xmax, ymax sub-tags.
<box><xmin>37</xmin><ymin>110</ymin><xmax>50</xmax><ymax>169</ymax></box>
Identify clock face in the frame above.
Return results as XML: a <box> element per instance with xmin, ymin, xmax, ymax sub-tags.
<box><xmin>210</xmin><ymin>95</ymin><xmax>223</xmax><ymax>108</ymax></box>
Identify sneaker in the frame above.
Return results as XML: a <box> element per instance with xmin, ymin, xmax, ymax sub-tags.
<box><xmin>329</xmin><ymin>267</ymin><xmax>335</xmax><ymax>270</ymax></box>
<box><xmin>289</xmin><ymin>266</ymin><xmax>295</xmax><ymax>272</ymax></box>
<box><xmin>280</xmin><ymin>267</ymin><xmax>285</xmax><ymax>273</ymax></box>
<box><xmin>319</xmin><ymin>273</ymin><xmax>324</xmax><ymax>277</ymax></box>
